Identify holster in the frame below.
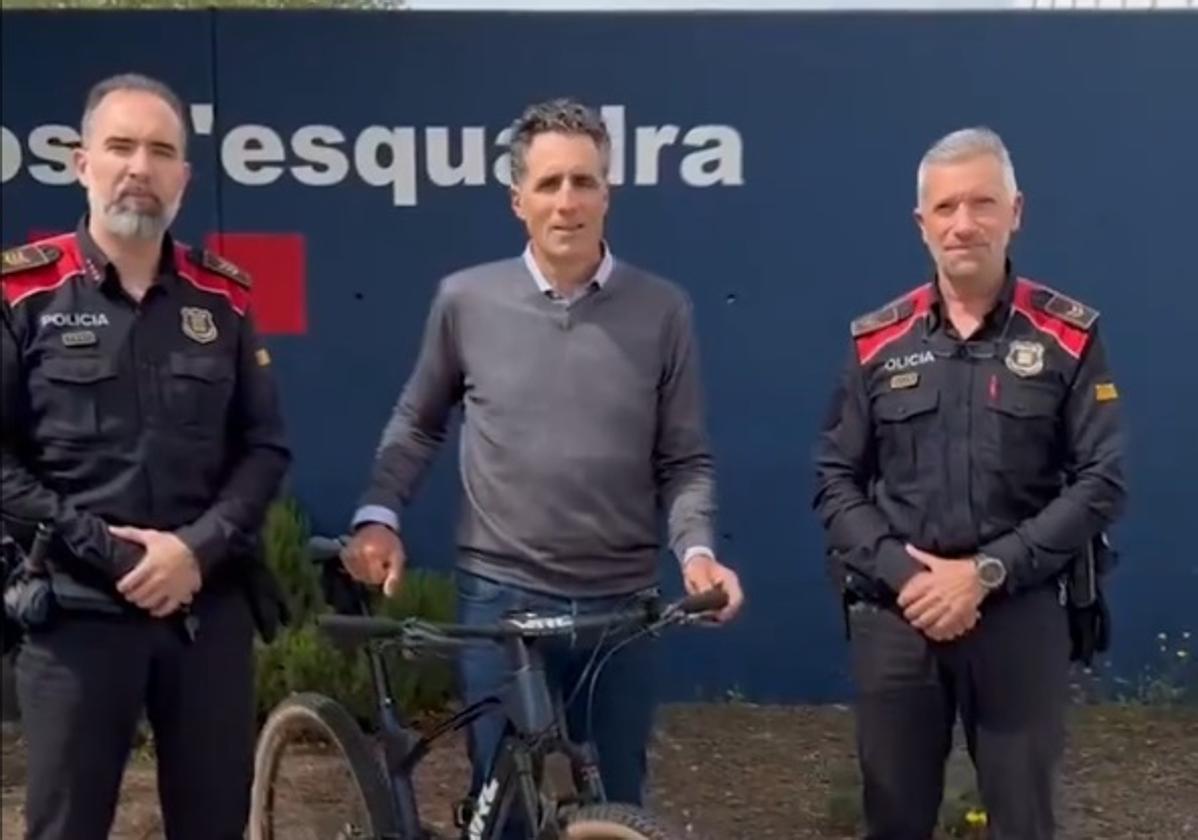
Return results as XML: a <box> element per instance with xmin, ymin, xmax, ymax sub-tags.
<box><xmin>828</xmin><ymin>548</ymin><xmax>896</xmax><ymax>640</ymax></box>
<box><xmin>48</xmin><ymin>570</ymin><xmax>125</xmax><ymax>616</ymax></box>
<box><xmin>1065</xmin><ymin>533</ymin><xmax>1118</xmax><ymax>666</ymax></box>
<box><xmin>3</xmin><ymin>524</ymin><xmax>124</xmax><ymax>644</ymax></box>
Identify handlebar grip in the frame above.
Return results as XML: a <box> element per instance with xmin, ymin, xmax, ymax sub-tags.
<box><xmin>316</xmin><ymin>613</ymin><xmax>406</xmax><ymax>646</ymax></box>
<box><xmin>307</xmin><ymin>535</ymin><xmax>347</xmax><ymax>564</ymax></box>
<box><xmin>676</xmin><ymin>585</ymin><xmax>728</xmax><ymax>615</ymax></box>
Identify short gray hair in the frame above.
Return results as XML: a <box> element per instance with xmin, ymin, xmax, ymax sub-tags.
<box><xmin>81</xmin><ymin>73</ymin><xmax>189</xmax><ymax>153</ymax></box>
<box><xmin>507</xmin><ymin>98</ymin><xmax>610</xmax><ymax>186</ymax></box>
<box><xmin>916</xmin><ymin>126</ymin><xmax>1017</xmax><ymax>202</ymax></box>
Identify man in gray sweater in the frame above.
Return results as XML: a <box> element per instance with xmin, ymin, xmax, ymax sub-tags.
<box><xmin>342</xmin><ymin>98</ymin><xmax>743</xmax><ymax>812</ymax></box>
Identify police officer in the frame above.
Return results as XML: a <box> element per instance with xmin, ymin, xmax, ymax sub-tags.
<box><xmin>0</xmin><ymin>73</ymin><xmax>290</xmax><ymax>840</ymax></box>
<box><xmin>813</xmin><ymin>127</ymin><xmax>1125</xmax><ymax>840</ymax></box>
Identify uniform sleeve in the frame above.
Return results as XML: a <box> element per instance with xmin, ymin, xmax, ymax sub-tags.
<box><xmin>653</xmin><ymin>296</ymin><xmax>717</xmax><ymax>563</ymax></box>
<box><xmin>0</xmin><ymin>304</ymin><xmax>142</xmax><ymax>577</ymax></box>
<box><xmin>812</xmin><ymin>342</ymin><xmax>923</xmax><ymax>593</ymax></box>
<box><xmin>175</xmin><ymin>311</ymin><xmax>291</xmax><ymax>576</ymax></box>
<box><xmin>354</xmin><ymin>281</ymin><xmax>464</xmax><ymax>530</ymax></box>
<box><xmin>979</xmin><ymin>325</ymin><xmax>1127</xmax><ymax>591</ymax></box>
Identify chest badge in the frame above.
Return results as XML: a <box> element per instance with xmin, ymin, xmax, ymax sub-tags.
<box><xmin>181</xmin><ymin>307</ymin><xmax>218</xmax><ymax>344</ymax></box>
<box><xmin>1005</xmin><ymin>340</ymin><xmax>1044</xmax><ymax>378</ymax></box>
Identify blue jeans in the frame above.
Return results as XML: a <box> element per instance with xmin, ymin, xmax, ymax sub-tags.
<box><xmin>455</xmin><ymin>570</ymin><xmax>658</xmax><ymax>813</ymax></box>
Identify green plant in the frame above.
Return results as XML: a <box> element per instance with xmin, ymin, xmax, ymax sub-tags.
<box><xmin>253</xmin><ymin>497</ymin><xmax>457</xmax><ymax>727</ymax></box>
<box><xmin>371</xmin><ymin>569</ymin><xmax>458</xmax><ymax>720</ymax></box>
<box><xmin>822</xmin><ymin>762</ymin><xmax>863</xmax><ymax>837</ymax></box>
<box><xmin>261</xmin><ymin>496</ymin><xmax>321</xmax><ymax>625</ymax></box>
<box><xmin>1069</xmin><ymin>629</ymin><xmax>1195</xmax><ymax>707</ymax></box>
<box><xmin>939</xmin><ymin>786</ymin><xmax>987</xmax><ymax>838</ymax></box>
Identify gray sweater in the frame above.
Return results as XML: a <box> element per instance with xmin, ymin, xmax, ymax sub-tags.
<box><xmin>357</xmin><ymin>255</ymin><xmax>716</xmax><ymax>596</ymax></box>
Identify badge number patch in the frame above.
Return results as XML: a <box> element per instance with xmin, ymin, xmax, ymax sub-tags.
<box><xmin>181</xmin><ymin>307</ymin><xmax>218</xmax><ymax>344</ymax></box>
<box><xmin>61</xmin><ymin>330</ymin><xmax>97</xmax><ymax>348</ymax></box>
<box><xmin>890</xmin><ymin>372</ymin><xmax>920</xmax><ymax>390</ymax></box>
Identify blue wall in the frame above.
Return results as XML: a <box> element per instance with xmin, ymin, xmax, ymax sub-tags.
<box><xmin>3</xmin><ymin>10</ymin><xmax>1195</xmax><ymax>702</ymax></box>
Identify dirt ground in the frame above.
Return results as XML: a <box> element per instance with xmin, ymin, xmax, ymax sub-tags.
<box><xmin>3</xmin><ymin>703</ymin><xmax>1196</xmax><ymax>839</ymax></box>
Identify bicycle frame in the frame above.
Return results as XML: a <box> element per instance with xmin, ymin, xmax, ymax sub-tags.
<box><xmin>344</xmin><ymin>578</ymin><xmax>606</xmax><ymax>840</ymax></box>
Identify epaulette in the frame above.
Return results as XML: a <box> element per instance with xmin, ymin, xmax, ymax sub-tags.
<box><xmin>1</xmin><ymin>243</ymin><xmax>63</xmax><ymax>278</ymax></box>
<box><xmin>187</xmin><ymin>247</ymin><xmax>252</xmax><ymax>290</ymax></box>
<box><xmin>850</xmin><ymin>295</ymin><xmax>917</xmax><ymax>338</ymax></box>
<box><xmin>1033</xmin><ymin>287</ymin><xmax>1098</xmax><ymax>331</ymax></box>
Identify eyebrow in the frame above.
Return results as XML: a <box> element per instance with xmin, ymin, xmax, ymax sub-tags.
<box><xmin>534</xmin><ymin>172</ymin><xmax>598</xmax><ymax>188</ymax></box>
<box><xmin>103</xmin><ymin>134</ymin><xmax>180</xmax><ymax>155</ymax></box>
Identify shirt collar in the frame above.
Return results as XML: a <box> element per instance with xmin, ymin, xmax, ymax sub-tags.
<box><xmin>75</xmin><ymin>214</ymin><xmax>177</xmax><ymax>289</ymax></box>
<box><xmin>928</xmin><ymin>259</ymin><xmax>1016</xmax><ymax>336</ymax></box>
<box><xmin>522</xmin><ymin>241</ymin><xmax>614</xmax><ymax>298</ymax></box>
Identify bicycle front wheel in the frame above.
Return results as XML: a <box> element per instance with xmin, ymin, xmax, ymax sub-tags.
<box><xmin>564</xmin><ymin>803</ymin><xmax>685</xmax><ymax>840</ymax></box>
<box><xmin>248</xmin><ymin>692</ymin><xmax>401</xmax><ymax>840</ymax></box>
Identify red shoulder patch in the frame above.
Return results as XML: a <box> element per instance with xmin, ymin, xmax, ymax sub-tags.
<box><xmin>176</xmin><ymin>245</ymin><xmax>252</xmax><ymax>317</ymax></box>
<box><xmin>853</xmin><ymin>285</ymin><xmax>933</xmax><ymax>365</ymax></box>
<box><xmin>0</xmin><ymin>236</ymin><xmax>83</xmax><ymax>308</ymax></box>
<box><xmin>1012</xmin><ymin>278</ymin><xmax>1092</xmax><ymax>360</ymax></box>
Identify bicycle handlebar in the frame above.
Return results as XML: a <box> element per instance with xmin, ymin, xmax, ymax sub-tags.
<box><xmin>317</xmin><ymin>586</ymin><xmax>728</xmax><ymax>651</ymax></box>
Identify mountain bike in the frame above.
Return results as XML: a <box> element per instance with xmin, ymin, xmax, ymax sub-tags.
<box><xmin>248</xmin><ymin>536</ymin><xmax>726</xmax><ymax>840</ymax></box>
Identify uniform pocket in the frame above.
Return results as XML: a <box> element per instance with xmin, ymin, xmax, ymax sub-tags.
<box><xmin>985</xmin><ymin>380</ymin><xmax>1061</xmax><ymax>475</ymax></box>
<box><xmin>872</xmin><ymin>387</ymin><xmax>940</xmax><ymax>484</ymax></box>
<box><xmin>165</xmin><ymin>352</ymin><xmax>235</xmax><ymax>433</ymax></box>
<box><xmin>35</xmin><ymin>354</ymin><xmax>121</xmax><ymax>441</ymax></box>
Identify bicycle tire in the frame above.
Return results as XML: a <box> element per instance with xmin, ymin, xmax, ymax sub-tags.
<box><xmin>564</xmin><ymin>803</ymin><xmax>685</xmax><ymax>840</ymax></box>
<box><xmin>248</xmin><ymin>691</ymin><xmax>401</xmax><ymax>840</ymax></box>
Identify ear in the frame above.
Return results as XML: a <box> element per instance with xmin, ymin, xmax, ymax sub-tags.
<box><xmin>510</xmin><ymin>184</ymin><xmax>525</xmax><ymax>222</ymax></box>
<box><xmin>73</xmin><ymin>146</ymin><xmax>90</xmax><ymax>189</ymax></box>
<box><xmin>913</xmin><ymin>205</ymin><xmax>927</xmax><ymax>243</ymax></box>
<box><xmin>1010</xmin><ymin>190</ymin><xmax>1024</xmax><ymax>234</ymax></box>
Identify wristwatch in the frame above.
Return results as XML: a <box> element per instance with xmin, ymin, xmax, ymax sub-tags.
<box><xmin>974</xmin><ymin>554</ymin><xmax>1007</xmax><ymax>591</ymax></box>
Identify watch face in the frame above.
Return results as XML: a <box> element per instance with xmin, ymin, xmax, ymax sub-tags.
<box><xmin>978</xmin><ymin>557</ymin><xmax>1005</xmax><ymax>587</ymax></box>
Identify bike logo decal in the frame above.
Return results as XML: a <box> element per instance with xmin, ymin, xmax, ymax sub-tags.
<box><xmin>467</xmin><ymin>778</ymin><xmax>500</xmax><ymax>840</ymax></box>
<box><xmin>508</xmin><ymin>614</ymin><xmax>574</xmax><ymax>632</ymax></box>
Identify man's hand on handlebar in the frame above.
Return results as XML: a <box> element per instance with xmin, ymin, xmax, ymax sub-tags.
<box><xmin>341</xmin><ymin>523</ymin><xmax>406</xmax><ymax>597</ymax></box>
<box><xmin>681</xmin><ymin>553</ymin><xmax>744</xmax><ymax>623</ymax></box>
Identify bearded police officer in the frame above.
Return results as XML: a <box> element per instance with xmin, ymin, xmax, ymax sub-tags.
<box><xmin>1</xmin><ymin>73</ymin><xmax>290</xmax><ymax>840</ymax></box>
<box><xmin>813</xmin><ymin>127</ymin><xmax>1125</xmax><ymax>840</ymax></box>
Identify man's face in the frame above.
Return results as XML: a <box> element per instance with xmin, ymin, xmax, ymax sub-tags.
<box><xmin>75</xmin><ymin>89</ymin><xmax>191</xmax><ymax>241</ymax></box>
<box><xmin>914</xmin><ymin>154</ymin><xmax>1022</xmax><ymax>285</ymax></box>
<box><xmin>510</xmin><ymin>131</ymin><xmax>609</xmax><ymax>264</ymax></box>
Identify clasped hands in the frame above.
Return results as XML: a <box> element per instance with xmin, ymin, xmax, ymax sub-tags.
<box><xmin>896</xmin><ymin>544</ymin><xmax>987</xmax><ymax>642</ymax></box>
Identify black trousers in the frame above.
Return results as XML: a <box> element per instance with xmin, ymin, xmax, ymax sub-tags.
<box><xmin>848</xmin><ymin>585</ymin><xmax>1070</xmax><ymax>840</ymax></box>
<box><xmin>15</xmin><ymin>588</ymin><xmax>255</xmax><ymax>840</ymax></box>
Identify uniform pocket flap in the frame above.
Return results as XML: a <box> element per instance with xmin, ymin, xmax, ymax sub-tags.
<box><xmin>990</xmin><ymin>382</ymin><xmax>1058</xmax><ymax>418</ymax></box>
<box><xmin>873</xmin><ymin>388</ymin><xmax>939</xmax><ymax>422</ymax></box>
<box><xmin>169</xmin><ymin>352</ymin><xmax>233</xmax><ymax>383</ymax></box>
<box><xmin>41</xmin><ymin>355</ymin><xmax>117</xmax><ymax>384</ymax></box>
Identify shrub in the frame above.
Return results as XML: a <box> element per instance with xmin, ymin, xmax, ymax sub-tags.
<box><xmin>253</xmin><ymin>497</ymin><xmax>457</xmax><ymax>727</ymax></box>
